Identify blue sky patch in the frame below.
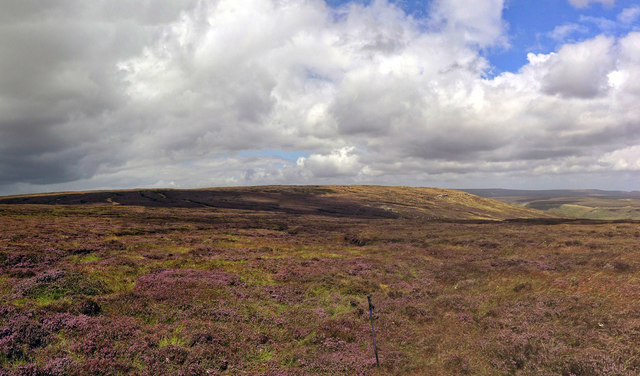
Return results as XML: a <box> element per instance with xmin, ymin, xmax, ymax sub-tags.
<box><xmin>237</xmin><ymin>150</ymin><xmax>307</xmax><ymax>161</ymax></box>
<box><xmin>326</xmin><ymin>0</ymin><xmax>640</xmax><ymax>74</ymax></box>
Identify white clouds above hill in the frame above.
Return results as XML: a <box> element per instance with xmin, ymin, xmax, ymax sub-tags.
<box><xmin>0</xmin><ymin>0</ymin><xmax>639</xmax><ymax>194</ymax></box>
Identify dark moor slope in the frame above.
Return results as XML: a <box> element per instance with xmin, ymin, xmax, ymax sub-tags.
<box><xmin>0</xmin><ymin>187</ymin><xmax>394</xmax><ymax>218</ymax></box>
<box><xmin>0</xmin><ymin>185</ymin><xmax>555</xmax><ymax>220</ymax></box>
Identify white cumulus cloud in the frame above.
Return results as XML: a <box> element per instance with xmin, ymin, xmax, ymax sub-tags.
<box><xmin>297</xmin><ymin>147</ymin><xmax>366</xmax><ymax>178</ymax></box>
<box><xmin>540</xmin><ymin>35</ymin><xmax>616</xmax><ymax>98</ymax></box>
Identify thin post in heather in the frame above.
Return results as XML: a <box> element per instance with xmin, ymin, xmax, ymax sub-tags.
<box><xmin>367</xmin><ymin>295</ymin><xmax>380</xmax><ymax>367</ymax></box>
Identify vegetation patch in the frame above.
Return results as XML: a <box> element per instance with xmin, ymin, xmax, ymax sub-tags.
<box><xmin>1</xmin><ymin>186</ymin><xmax>639</xmax><ymax>374</ymax></box>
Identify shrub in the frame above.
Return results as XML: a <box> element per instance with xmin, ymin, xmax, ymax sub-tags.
<box><xmin>12</xmin><ymin>270</ymin><xmax>108</xmax><ymax>304</ymax></box>
<box><xmin>0</xmin><ymin>314</ymin><xmax>48</xmax><ymax>361</ymax></box>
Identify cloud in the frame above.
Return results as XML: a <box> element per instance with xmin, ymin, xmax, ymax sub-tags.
<box><xmin>599</xmin><ymin>146</ymin><xmax>640</xmax><ymax>171</ymax></box>
<box><xmin>1</xmin><ymin>0</ymin><xmax>640</xmax><ymax>195</ymax></box>
<box><xmin>0</xmin><ymin>0</ymin><xmax>198</xmax><ymax>186</ymax></box>
<box><xmin>548</xmin><ymin>23</ymin><xmax>589</xmax><ymax>42</ymax></box>
<box><xmin>618</xmin><ymin>6</ymin><xmax>640</xmax><ymax>24</ymax></box>
<box><xmin>428</xmin><ymin>0</ymin><xmax>507</xmax><ymax>47</ymax></box>
<box><xmin>567</xmin><ymin>0</ymin><xmax>615</xmax><ymax>9</ymax></box>
<box><xmin>296</xmin><ymin>147</ymin><xmax>367</xmax><ymax>178</ymax></box>
<box><xmin>579</xmin><ymin>15</ymin><xmax>619</xmax><ymax>34</ymax></box>
<box><xmin>540</xmin><ymin>35</ymin><xmax>616</xmax><ymax>98</ymax></box>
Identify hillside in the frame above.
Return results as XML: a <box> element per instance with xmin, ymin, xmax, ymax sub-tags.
<box><xmin>1</xmin><ymin>187</ymin><xmax>640</xmax><ymax>375</ymax></box>
<box><xmin>464</xmin><ymin>189</ymin><xmax>640</xmax><ymax>220</ymax></box>
<box><xmin>0</xmin><ymin>185</ymin><xmax>555</xmax><ymax>220</ymax></box>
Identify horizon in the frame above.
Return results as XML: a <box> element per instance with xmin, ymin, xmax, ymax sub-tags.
<box><xmin>2</xmin><ymin>184</ymin><xmax>640</xmax><ymax>199</ymax></box>
<box><xmin>1</xmin><ymin>0</ymin><xmax>639</xmax><ymax>196</ymax></box>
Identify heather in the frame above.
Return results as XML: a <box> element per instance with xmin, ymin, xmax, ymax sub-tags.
<box><xmin>1</xmin><ymin>198</ymin><xmax>640</xmax><ymax>375</ymax></box>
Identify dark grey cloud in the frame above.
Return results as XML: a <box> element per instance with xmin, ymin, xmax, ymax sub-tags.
<box><xmin>0</xmin><ymin>0</ymin><xmax>191</xmax><ymax>187</ymax></box>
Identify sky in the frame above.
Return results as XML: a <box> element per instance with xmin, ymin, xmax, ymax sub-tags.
<box><xmin>0</xmin><ymin>0</ymin><xmax>639</xmax><ymax>196</ymax></box>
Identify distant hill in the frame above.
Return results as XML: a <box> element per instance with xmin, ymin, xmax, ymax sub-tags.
<box><xmin>0</xmin><ymin>185</ymin><xmax>555</xmax><ymax>220</ymax></box>
<box><xmin>463</xmin><ymin>189</ymin><xmax>640</xmax><ymax>220</ymax></box>
<box><xmin>463</xmin><ymin>189</ymin><xmax>640</xmax><ymax>198</ymax></box>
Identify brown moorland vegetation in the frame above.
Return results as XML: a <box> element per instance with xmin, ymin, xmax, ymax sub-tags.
<box><xmin>464</xmin><ymin>189</ymin><xmax>640</xmax><ymax>220</ymax></box>
<box><xmin>0</xmin><ymin>185</ymin><xmax>556</xmax><ymax>220</ymax></box>
<box><xmin>1</xmin><ymin>186</ymin><xmax>639</xmax><ymax>375</ymax></box>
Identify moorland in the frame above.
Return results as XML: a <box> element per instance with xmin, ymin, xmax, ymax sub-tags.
<box><xmin>1</xmin><ymin>185</ymin><xmax>639</xmax><ymax>375</ymax></box>
<box><xmin>465</xmin><ymin>189</ymin><xmax>640</xmax><ymax>220</ymax></box>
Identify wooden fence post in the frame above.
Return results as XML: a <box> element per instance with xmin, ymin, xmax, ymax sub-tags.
<box><xmin>367</xmin><ymin>295</ymin><xmax>380</xmax><ymax>367</ymax></box>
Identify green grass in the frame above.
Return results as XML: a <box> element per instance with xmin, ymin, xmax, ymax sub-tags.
<box><xmin>494</xmin><ymin>195</ymin><xmax>640</xmax><ymax>220</ymax></box>
<box><xmin>549</xmin><ymin>203</ymin><xmax>640</xmax><ymax>219</ymax></box>
<box><xmin>78</xmin><ymin>254</ymin><xmax>101</xmax><ymax>263</ymax></box>
<box><xmin>158</xmin><ymin>335</ymin><xmax>188</xmax><ymax>348</ymax></box>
